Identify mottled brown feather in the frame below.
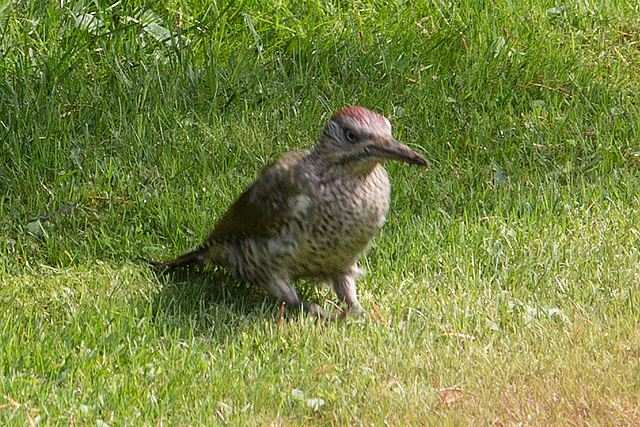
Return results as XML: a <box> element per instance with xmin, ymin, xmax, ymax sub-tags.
<box><xmin>206</xmin><ymin>150</ymin><xmax>309</xmax><ymax>241</ymax></box>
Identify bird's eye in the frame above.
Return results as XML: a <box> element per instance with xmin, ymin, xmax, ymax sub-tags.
<box><xmin>344</xmin><ymin>129</ymin><xmax>358</xmax><ymax>142</ymax></box>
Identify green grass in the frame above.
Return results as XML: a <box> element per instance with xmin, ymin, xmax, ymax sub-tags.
<box><xmin>2</xmin><ymin>0</ymin><xmax>640</xmax><ymax>424</ymax></box>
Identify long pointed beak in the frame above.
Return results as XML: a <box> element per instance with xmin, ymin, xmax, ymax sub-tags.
<box><xmin>371</xmin><ymin>138</ymin><xmax>430</xmax><ymax>167</ymax></box>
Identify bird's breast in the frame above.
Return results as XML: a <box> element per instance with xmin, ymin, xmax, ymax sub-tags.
<box><xmin>296</xmin><ymin>165</ymin><xmax>391</xmax><ymax>274</ymax></box>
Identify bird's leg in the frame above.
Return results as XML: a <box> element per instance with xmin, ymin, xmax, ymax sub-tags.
<box><xmin>262</xmin><ymin>276</ymin><xmax>328</xmax><ymax>319</ymax></box>
<box><xmin>332</xmin><ymin>269</ymin><xmax>365</xmax><ymax>317</ymax></box>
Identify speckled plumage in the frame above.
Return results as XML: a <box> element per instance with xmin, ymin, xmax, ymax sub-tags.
<box><xmin>149</xmin><ymin>107</ymin><xmax>428</xmax><ymax>317</ymax></box>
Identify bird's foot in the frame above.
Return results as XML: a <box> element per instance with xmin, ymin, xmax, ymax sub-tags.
<box><xmin>302</xmin><ymin>302</ymin><xmax>330</xmax><ymax>319</ymax></box>
<box><xmin>335</xmin><ymin>302</ymin><xmax>365</xmax><ymax>319</ymax></box>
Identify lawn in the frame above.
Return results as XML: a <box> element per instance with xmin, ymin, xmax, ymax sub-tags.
<box><xmin>1</xmin><ymin>0</ymin><xmax>640</xmax><ymax>424</ymax></box>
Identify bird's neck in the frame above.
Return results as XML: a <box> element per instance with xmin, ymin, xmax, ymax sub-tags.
<box><xmin>309</xmin><ymin>150</ymin><xmax>380</xmax><ymax>178</ymax></box>
<box><xmin>344</xmin><ymin>160</ymin><xmax>380</xmax><ymax>177</ymax></box>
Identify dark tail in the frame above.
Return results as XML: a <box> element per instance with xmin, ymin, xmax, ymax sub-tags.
<box><xmin>144</xmin><ymin>246</ymin><xmax>209</xmax><ymax>272</ymax></box>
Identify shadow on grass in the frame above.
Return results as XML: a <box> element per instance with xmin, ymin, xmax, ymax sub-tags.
<box><xmin>149</xmin><ymin>265</ymin><xmax>267</xmax><ymax>315</ymax></box>
<box><xmin>145</xmin><ymin>264</ymin><xmax>326</xmax><ymax>337</ymax></box>
<box><xmin>145</xmin><ymin>264</ymin><xmax>336</xmax><ymax>338</ymax></box>
<box><xmin>143</xmin><ymin>265</ymin><xmax>275</xmax><ymax>340</ymax></box>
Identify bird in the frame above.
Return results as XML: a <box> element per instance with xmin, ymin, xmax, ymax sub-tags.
<box><xmin>148</xmin><ymin>106</ymin><xmax>429</xmax><ymax>318</ymax></box>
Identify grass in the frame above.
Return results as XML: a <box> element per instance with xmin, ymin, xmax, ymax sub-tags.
<box><xmin>2</xmin><ymin>0</ymin><xmax>640</xmax><ymax>424</ymax></box>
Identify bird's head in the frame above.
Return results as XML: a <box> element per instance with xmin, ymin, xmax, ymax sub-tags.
<box><xmin>315</xmin><ymin>106</ymin><xmax>429</xmax><ymax>171</ymax></box>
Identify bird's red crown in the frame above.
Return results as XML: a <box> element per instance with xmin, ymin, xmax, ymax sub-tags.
<box><xmin>332</xmin><ymin>106</ymin><xmax>389</xmax><ymax>129</ymax></box>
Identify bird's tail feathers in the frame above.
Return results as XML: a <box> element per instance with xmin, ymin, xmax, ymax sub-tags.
<box><xmin>144</xmin><ymin>246</ymin><xmax>209</xmax><ymax>272</ymax></box>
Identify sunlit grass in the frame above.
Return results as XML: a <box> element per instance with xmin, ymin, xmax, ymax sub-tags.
<box><xmin>1</xmin><ymin>0</ymin><xmax>640</xmax><ymax>424</ymax></box>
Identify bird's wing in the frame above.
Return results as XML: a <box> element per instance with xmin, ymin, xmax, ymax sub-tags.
<box><xmin>207</xmin><ymin>150</ymin><xmax>311</xmax><ymax>241</ymax></box>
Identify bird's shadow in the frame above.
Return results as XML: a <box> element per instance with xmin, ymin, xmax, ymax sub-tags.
<box><xmin>150</xmin><ymin>266</ymin><xmax>263</xmax><ymax>317</ymax></box>
<box><xmin>147</xmin><ymin>265</ymin><xmax>328</xmax><ymax>337</ymax></box>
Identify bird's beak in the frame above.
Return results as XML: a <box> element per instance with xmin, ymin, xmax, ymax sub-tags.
<box><xmin>371</xmin><ymin>138</ymin><xmax>430</xmax><ymax>167</ymax></box>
